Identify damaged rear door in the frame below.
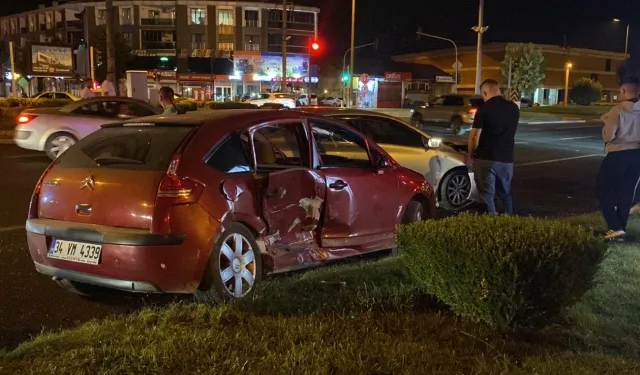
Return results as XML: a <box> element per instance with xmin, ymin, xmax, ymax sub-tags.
<box><xmin>253</xmin><ymin>121</ymin><xmax>326</xmax><ymax>251</ymax></box>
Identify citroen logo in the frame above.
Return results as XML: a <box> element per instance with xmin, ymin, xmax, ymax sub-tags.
<box><xmin>80</xmin><ymin>175</ymin><xmax>95</xmax><ymax>191</ymax></box>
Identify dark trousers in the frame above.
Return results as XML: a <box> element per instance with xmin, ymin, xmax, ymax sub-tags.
<box><xmin>473</xmin><ymin>159</ymin><xmax>514</xmax><ymax>214</ymax></box>
<box><xmin>597</xmin><ymin>149</ymin><xmax>640</xmax><ymax>231</ymax></box>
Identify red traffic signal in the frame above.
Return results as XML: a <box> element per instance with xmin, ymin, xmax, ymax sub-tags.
<box><xmin>311</xmin><ymin>41</ymin><xmax>320</xmax><ymax>51</ymax></box>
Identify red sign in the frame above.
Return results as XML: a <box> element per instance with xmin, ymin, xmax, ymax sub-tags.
<box><xmin>147</xmin><ymin>70</ymin><xmax>177</xmax><ymax>80</ymax></box>
<box><xmin>178</xmin><ymin>73</ymin><xmax>217</xmax><ymax>82</ymax></box>
<box><xmin>384</xmin><ymin>71</ymin><xmax>412</xmax><ymax>81</ymax></box>
<box><xmin>360</xmin><ymin>73</ymin><xmax>370</xmax><ymax>84</ymax></box>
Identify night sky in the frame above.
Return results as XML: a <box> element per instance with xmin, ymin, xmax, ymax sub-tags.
<box><xmin>3</xmin><ymin>1</ymin><xmax>638</xmax><ymax>62</ymax></box>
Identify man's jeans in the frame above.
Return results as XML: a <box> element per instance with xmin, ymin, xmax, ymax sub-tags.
<box><xmin>473</xmin><ymin>159</ymin><xmax>514</xmax><ymax>214</ymax></box>
<box><xmin>597</xmin><ymin>149</ymin><xmax>640</xmax><ymax>231</ymax></box>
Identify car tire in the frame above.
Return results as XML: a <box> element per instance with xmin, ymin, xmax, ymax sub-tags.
<box><xmin>402</xmin><ymin>200</ymin><xmax>426</xmax><ymax>224</ymax></box>
<box><xmin>194</xmin><ymin>223</ymin><xmax>263</xmax><ymax>304</ymax></box>
<box><xmin>45</xmin><ymin>132</ymin><xmax>76</xmax><ymax>160</ymax></box>
<box><xmin>450</xmin><ymin>117</ymin><xmax>465</xmax><ymax>136</ymax></box>
<box><xmin>56</xmin><ymin>279</ymin><xmax>104</xmax><ymax>297</ymax></box>
<box><xmin>438</xmin><ymin>169</ymin><xmax>472</xmax><ymax>211</ymax></box>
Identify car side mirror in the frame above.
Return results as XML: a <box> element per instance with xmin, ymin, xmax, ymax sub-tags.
<box><xmin>425</xmin><ymin>137</ymin><xmax>442</xmax><ymax>149</ymax></box>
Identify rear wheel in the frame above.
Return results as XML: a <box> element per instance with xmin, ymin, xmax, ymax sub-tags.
<box><xmin>194</xmin><ymin>223</ymin><xmax>263</xmax><ymax>304</ymax></box>
<box><xmin>402</xmin><ymin>200</ymin><xmax>426</xmax><ymax>224</ymax></box>
<box><xmin>439</xmin><ymin>169</ymin><xmax>472</xmax><ymax>210</ymax></box>
<box><xmin>45</xmin><ymin>132</ymin><xmax>76</xmax><ymax>160</ymax></box>
<box><xmin>449</xmin><ymin>117</ymin><xmax>464</xmax><ymax>136</ymax></box>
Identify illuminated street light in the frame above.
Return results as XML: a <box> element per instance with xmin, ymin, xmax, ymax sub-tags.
<box><xmin>564</xmin><ymin>62</ymin><xmax>573</xmax><ymax>106</ymax></box>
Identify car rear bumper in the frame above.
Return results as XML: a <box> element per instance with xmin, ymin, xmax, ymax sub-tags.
<box><xmin>26</xmin><ymin>218</ymin><xmax>205</xmax><ymax>294</ymax></box>
<box><xmin>13</xmin><ymin>136</ymin><xmax>41</xmax><ymax>151</ymax></box>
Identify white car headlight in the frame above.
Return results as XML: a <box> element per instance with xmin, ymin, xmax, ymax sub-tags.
<box><xmin>427</xmin><ymin>137</ymin><xmax>442</xmax><ymax>148</ymax></box>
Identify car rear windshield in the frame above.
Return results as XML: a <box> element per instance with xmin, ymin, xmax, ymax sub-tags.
<box><xmin>55</xmin><ymin>126</ymin><xmax>194</xmax><ymax>170</ymax></box>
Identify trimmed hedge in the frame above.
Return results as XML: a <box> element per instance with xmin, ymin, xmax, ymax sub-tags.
<box><xmin>0</xmin><ymin>98</ymin><xmax>70</xmax><ymax>108</ymax></box>
<box><xmin>174</xmin><ymin>98</ymin><xmax>198</xmax><ymax>112</ymax></box>
<box><xmin>396</xmin><ymin>213</ymin><xmax>607</xmax><ymax>329</ymax></box>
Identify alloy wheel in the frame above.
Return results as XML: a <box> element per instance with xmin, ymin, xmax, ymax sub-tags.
<box><xmin>446</xmin><ymin>174</ymin><xmax>471</xmax><ymax>207</ymax></box>
<box><xmin>218</xmin><ymin>233</ymin><xmax>257</xmax><ymax>298</ymax></box>
<box><xmin>50</xmin><ymin>135</ymin><xmax>76</xmax><ymax>158</ymax></box>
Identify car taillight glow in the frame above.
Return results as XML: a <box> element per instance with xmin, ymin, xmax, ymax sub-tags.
<box><xmin>17</xmin><ymin>115</ymin><xmax>37</xmax><ymax>124</ymax></box>
<box><xmin>468</xmin><ymin>108</ymin><xmax>478</xmax><ymax>115</ymax></box>
<box><xmin>28</xmin><ymin>161</ymin><xmax>55</xmax><ymax>219</ymax></box>
<box><xmin>157</xmin><ymin>154</ymin><xmax>201</xmax><ymax>204</ymax></box>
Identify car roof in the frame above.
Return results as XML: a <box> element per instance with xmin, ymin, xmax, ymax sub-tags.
<box><xmin>294</xmin><ymin>107</ymin><xmax>405</xmax><ymax>121</ymax></box>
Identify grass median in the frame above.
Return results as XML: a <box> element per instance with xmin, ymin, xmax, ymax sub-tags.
<box><xmin>1</xmin><ymin>213</ymin><xmax>639</xmax><ymax>374</ymax></box>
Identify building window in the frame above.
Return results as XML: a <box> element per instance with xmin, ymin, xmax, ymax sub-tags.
<box><xmin>28</xmin><ymin>15</ymin><xmax>36</xmax><ymax>32</ymax></box>
<box><xmin>190</xmin><ymin>8</ymin><xmax>206</xmax><ymax>25</ymax></box>
<box><xmin>121</xmin><ymin>8</ymin><xmax>133</xmax><ymax>25</ymax></box>
<box><xmin>605</xmin><ymin>59</ymin><xmax>612</xmax><ymax>72</ymax></box>
<box><xmin>1</xmin><ymin>21</ymin><xmax>8</xmax><ymax>36</ymax></box>
<box><xmin>244</xmin><ymin>35</ymin><xmax>260</xmax><ymax>51</ymax></box>
<box><xmin>45</xmin><ymin>13</ymin><xmax>53</xmax><ymax>29</ymax></box>
<box><xmin>191</xmin><ymin>34</ymin><xmax>205</xmax><ymax>49</ymax></box>
<box><xmin>122</xmin><ymin>32</ymin><xmax>133</xmax><ymax>46</ymax></box>
<box><xmin>218</xmin><ymin>42</ymin><xmax>234</xmax><ymax>51</ymax></box>
<box><xmin>149</xmin><ymin>10</ymin><xmax>160</xmax><ymax>18</ymax></box>
<box><xmin>244</xmin><ymin>10</ymin><xmax>259</xmax><ymax>27</ymax></box>
<box><xmin>141</xmin><ymin>30</ymin><xmax>176</xmax><ymax>49</ymax></box>
<box><xmin>10</xmin><ymin>19</ymin><xmax>17</xmax><ymax>34</ymax></box>
<box><xmin>218</xmin><ymin>9</ymin><xmax>234</xmax><ymax>26</ymax></box>
<box><xmin>97</xmin><ymin>9</ymin><xmax>106</xmax><ymax>25</ymax></box>
<box><xmin>590</xmin><ymin>73</ymin><xmax>599</xmax><ymax>81</ymax></box>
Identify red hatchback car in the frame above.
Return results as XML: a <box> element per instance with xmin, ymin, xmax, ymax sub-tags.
<box><xmin>26</xmin><ymin>110</ymin><xmax>435</xmax><ymax>301</ymax></box>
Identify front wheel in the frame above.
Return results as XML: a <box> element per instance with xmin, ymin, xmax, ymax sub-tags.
<box><xmin>439</xmin><ymin>169</ymin><xmax>472</xmax><ymax>210</ymax></box>
<box><xmin>449</xmin><ymin>117</ymin><xmax>465</xmax><ymax>136</ymax></box>
<box><xmin>45</xmin><ymin>132</ymin><xmax>76</xmax><ymax>160</ymax></box>
<box><xmin>194</xmin><ymin>223</ymin><xmax>262</xmax><ymax>304</ymax></box>
<box><xmin>402</xmin><ymin>200</ymin><xmax>426</xmax><ymax>224</ymax></box>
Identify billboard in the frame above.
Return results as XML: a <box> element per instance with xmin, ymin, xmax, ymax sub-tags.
<box><xmin>233</xmin><ymin>51</ymin><xmax>310</xmax><ymax>80</ymax></box>
<box><xmin>31</xmin><ymin>45</ymin><xmax>73</xmax><ymax>76</ymax></box>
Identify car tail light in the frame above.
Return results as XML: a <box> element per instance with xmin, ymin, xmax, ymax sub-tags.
<box><xmin>17</xmin><ymin>115</ymin><xmax>37</xmax><ymax>124</ymax></box>
<box><xmin>467</xmin><ymin>108</ymin><xmax>478</xmax><ymax>115</ymax></box>
<box><xmin>153</xmin><ymin>153</ymin><xmax>203</xmax><ymax>233</ymax></box>
<box><xmin>28</xmin><ymin>161</ymin><xmax>56</xmax><ymax>219</ymax></box>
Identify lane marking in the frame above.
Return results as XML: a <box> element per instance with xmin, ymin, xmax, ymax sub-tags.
<box><xmin>517</xmin><ymin>154</ymin><xmax>604</xmax><ymax>167</ymax></box>
<box><xmin>0</xmin><ymin>225</ymin><xmax>25</xmax><ymax>232</ymax></box>
<box><xmin>559</xmin><ymin>136</ymin><xmax>594</xmax><ymax>140</ymax></box>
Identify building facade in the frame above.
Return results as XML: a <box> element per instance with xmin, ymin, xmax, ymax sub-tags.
<box><xmin>0</xmin><ymin>0</ymin><xmax>320</xmax><ymax>99</ymax></box>
<box><xmin>394</xmin><ymin>43</ymin><xmax>627</xmax><ymax>105</ymax></box>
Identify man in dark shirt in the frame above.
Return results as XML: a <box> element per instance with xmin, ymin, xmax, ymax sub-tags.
<box><xmin>467</xmin><ymin>79</ymin><xmax>520</xmax><ymax>214</ymax></box>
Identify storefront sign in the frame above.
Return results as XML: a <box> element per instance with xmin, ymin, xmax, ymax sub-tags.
<box><xmin>178</xmin><ymin>73</ymin><xmax>217</xmax><ymax>82</ymax></box>
<box><xmin>133</xmin><ymin>50</ymin><xmax>177</xmax><ymax>57</ymax></box>
<box><xmin>31</xmin><ymin>45</ymin><xmax>73</xmax><ymax>76</ymax></box>
<box><xmin>191</xmin><ymin>49</ymin><xmax>212</xmax><ymax>58</ymax></box>
<box><xmin>436</xmin><ymin>75</ymin><xmax>454</xmax><ymax>83</ymax></box>
<box><xmin>148</xmin><ymin>70</ymin><xmax>177</xmax><ymax>80</ymax></box>
<box><xmin>384</xmin><ymin>72</ymin><xmax>412</xmax><ymax>81</ymax></box>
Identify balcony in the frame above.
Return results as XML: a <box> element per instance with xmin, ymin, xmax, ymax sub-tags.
<box><xmin>66</xmin><ymin>20</ymin><xmax>82</xmax><ymax>29</ymax></box>
<box><xmin>267</xmin><ymin>44</ymin><xmax>308</xmax><ymax>54</ymax></box>
<box><xmin>191</xmin><ymin>42</ymin><xmax>206</xmax><ymax>50</ymax></box>
<box><xmin>141</xmin><ymin>41</ymin><xmax>176</xmax><ymax>50</ymax></box>
<box><xmin>245</xmin><ymin>19</ymin><xmax>259</xmax><ymax>28</ymax></box>
<box><xmin>217</xmin><ymin>24</ymin><xmax>234</xmax><ymax>35</ymax></box>
<box><xmin>141</xmin><ymin>18</ymin><xmax>176</xmax><ymax>26</ymax></box>
<box><xmin>267</xmin><ymin>20</ymin><xmax>314</xmax><ymax>32</ymax></box>
<box><xmin>244</xmin><ymin>43</ymin><xmax>260</xmax><ymax>51</ymax></box>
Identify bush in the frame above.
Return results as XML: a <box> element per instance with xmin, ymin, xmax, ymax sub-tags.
<box><xmin>570</xmin><ymin>78</ymin><xmax>603</xmax><ymax>106</ymax></box>
<box><xmin>396</xmin><ymin>213</ymin><xmax>607</xmax><ymax>330</ymax></box>
<box><xmin>0</xmin><ymin>98</ymin><xmax>70</xmax><ymax>109</ymax></box>
<box><xmin>174</xmin><ymin>98</ymin><xmax>197</xmax><ymax>112</ymax></box>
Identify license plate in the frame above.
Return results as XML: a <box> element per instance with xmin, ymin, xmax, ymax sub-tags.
<box><xmin>48</xmin><ymin>239</ymin><xmax>102</xmax><ymax>265</ymax></box>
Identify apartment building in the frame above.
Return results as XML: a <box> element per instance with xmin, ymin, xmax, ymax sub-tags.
<box><xmin>0</xmin><ymin>0</ymin><xmax>320</xmax><ymax>99</ymax></box>
<box><xmin>394</xmin><ymin>43</ymin><xmax>627</xmax><ymax>105</ymax></box>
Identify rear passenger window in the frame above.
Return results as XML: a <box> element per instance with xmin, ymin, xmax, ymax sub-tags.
<box><xmin>253</xmin><ymin>123</ymin><xmax>308</xmax><ymax>169</ymax></box>
<box><xmin>206</xmin><ymin>132</ymin><xmax>252</xmax><ymax>173</ymax></box>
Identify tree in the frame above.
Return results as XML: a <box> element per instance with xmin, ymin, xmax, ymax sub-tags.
<box><xmin>500</xmin><ymin>43</ymin><xmax>546</xmax><ymax>98</ymax></box>
<box><xmin>89</xmin><ymin>25</ymin><xmax>132</xmax><ymax>82</ymax></box>
<box><xmin>569</xmin><ymin>78</ymin><xmax>603</xmax><ymax>106</ymax></box>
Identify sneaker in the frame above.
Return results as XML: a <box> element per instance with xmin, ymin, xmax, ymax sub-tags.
<box><xmin>604</xmin><ymin>230</ymin><xmax>626</xmax><ymax>242</ymax></box>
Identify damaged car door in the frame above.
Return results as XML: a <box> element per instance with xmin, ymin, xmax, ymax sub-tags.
<box><xmin>253</xmin><ymin>121</ymin><xmax>327</xmax><ymax>252</ymax></box>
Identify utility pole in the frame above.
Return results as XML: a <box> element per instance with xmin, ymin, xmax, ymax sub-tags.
<box><xmin>9</xmin><ymin>41</ymin><xmax>16</xmax><ymax>97</ymax></box>
<box><xmin>105</xmin><ymin>0</ymin><xmax>117</xmax><ymax>95</ymax></box>
<box><xmin>90</xmin><ymin>46</ymin><xmax>96</xmax><ymax>83</ymax></box>
<box><xmin>348</xmin><ymin>0</ymin><xmax>356</xmax><ymax>108</ymax></box>
<box><xmin>416</xmin><ymin>30</ymin><xmax>458</xmax><ymax>93</ymax></box>
<box><xmin>473</xmin><ymin>0</ymin><xmax>487</xmax><ymax>94</ymax></box>
<box><xmin>281</xmin><ymin>0</ymin><xmax>287</xmax><ymax>93</ymax></box>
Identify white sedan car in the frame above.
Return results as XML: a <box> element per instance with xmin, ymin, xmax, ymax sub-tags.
<box><xmin>319</xmin><ymin>97</ymin><xmax>345</xmax><ymax>107</ymax></box>
<box><xmin>13</xmin><ymin>97</ymin><xmax>162</xmax><ymax>160</ymax></box>
<box><xmin>249</xmin><ymin>93</ymin><xmax>297</xmax><ymax>108</ymax></box>
<box><xmin>299</xmin><ymin>108</ymin><xmax>479</xmax><ymax>210</ymax></box>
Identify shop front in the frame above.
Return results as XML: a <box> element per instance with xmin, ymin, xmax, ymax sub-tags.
<box><xmin>177</xmin><ymin>73</ymin><xmax>215</xmax><ymax>101</ymax></box>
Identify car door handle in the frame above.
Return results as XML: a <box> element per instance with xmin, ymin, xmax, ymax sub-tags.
<box><xmin>329</xmin><ymin>180</ymin><xmax>348</xmax><ymax>190</ymax></box>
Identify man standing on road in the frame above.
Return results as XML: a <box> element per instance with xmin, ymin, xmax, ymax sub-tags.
<box><xmin>101</xmin><ymin>72</ymin><xmax>116</xmax><ymax>96</ymax></box>
<box><xmin>79</xmin><ymin>78</ymin><xmax>95</xmax><ymax>99</ymax></box>
<box><xmin>597</xmin><ymin>77</ymin><xmax>640</xmax><ymax>241</ymax></box>
<box><xmin>467</xmin><ymin>79</ymin><xmax>520</xmax><ymax>214</ymax></box>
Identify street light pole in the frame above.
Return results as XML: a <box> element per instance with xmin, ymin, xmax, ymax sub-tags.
<box><xmin>348</xmin><ymin>0</ymin><xmax>355</xmax><ymax>108</ymax></box>
<box><xmin>473</xmin><ymin>0</ymin><xmax>487</xmax><ymax>94</ymax></box>
<box><xmin>416</xmin><ymin>31</ymin><xmax>458</xmax><ymax>92</ymax></box>
<box><xmin>564</xmin><ymin>62</ymin><xmax>572</xmax><ymax>106</ymax></box>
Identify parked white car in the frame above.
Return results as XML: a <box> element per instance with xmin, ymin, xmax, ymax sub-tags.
<box><xmin>249</xmin><ymin>93</ymin><xmax>297</xmax><ymax>108</ymax></box>
<box><xmin>299</xmin><ymin>108</ymin><xmax>479</xmax><ymax>210</ymax></box>
<box><xmin>319</xmin><ymin>97</ymin><xmax>345</xmax><ymax>107</ymax></box>
<box><xmin>13</xmin><ymin>97</ymin><xmax>162</xmax><ymax>160</ymax></box>
<box><xmin>297</xmin><ymin>93</ymin><xmax>318</xmax><ymax>106</ymax></box>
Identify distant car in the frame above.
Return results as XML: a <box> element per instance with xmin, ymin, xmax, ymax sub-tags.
<box><xmin>298</xmin><ymin>93</ymin><xmax>318</xmax><ymax>106</ymax></box>
<box><xmin>297</xmin><ymin>107</ymin><xmax>479</xmax><ymax>210</ymax></box>
<box><xmin>519</xmin><ymin>98</ymin><xmax>540</xmax><ymax>108</ymax></box>
<box><xmin>249</xmin><ymin>93</ymin><xmax>296</xmax><ymax>108</ymax></box>
<box><xmin>319</xmin><ymin>97</ymin><xmax>345</xmax><ymax>107</ymax></box>
<box><xmin>25</xmin><ymin>110</ymin><xmax>435</xmax><ymax>302</ymax></box>
<box><xmin>410</xmin><ymin>94</ymin><xmax>484</xmax><ymax>136</ymax></box>
<box><xmin>31</xmin><ymin>91</ymin><xmax>79</xmax><ymax>101</ymax></box>
<box><xmin>13</xmin><ymin>97</ymin><xmax>162</xmax><ymax>160</ymax></box>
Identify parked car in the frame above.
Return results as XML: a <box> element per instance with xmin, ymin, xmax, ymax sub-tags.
<box><xmin>319</xmin><ymin>97</ymin><xmax>345</xmax><ymax>107</ymax></box>
<box><xmin>25</xmin><ymin>110</ymin><xmax>435</xmax><ymax>301</ymax></box>
<box><xmin>13</xmin><ymin>97</ymin><xmax>162</xmax><ymax>160</ymax></box>
<box><xmin>519</xmin><ymin>98</ymin><xmax>540</xmax><ymax>107</ymax></box>
<box><xmin>297</xmin><ymin>93</ymin><xmax>318</xmax><ymax>106</ymax></box>
<box><xmin>298</xmin><ymin>108</ymin><xmax>478</xmax><ymax>210</ymax></box>
<box><xmin>249</xmin><ymin>93</ymin><xmax>297</xmax><ymax>108</ymax></box>
<box><xmin>410</xmin><ymin>94</ymin><xmax>484</xmax><ymax>136</ymax></box>
<box><xmin>31</xmin><ymin>91</ymin><xmax>79</xmax><ymax>101</ymax></box>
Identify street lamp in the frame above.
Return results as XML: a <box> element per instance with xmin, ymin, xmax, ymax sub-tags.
<box><xmin>564</xmin><ymin>62</ymin><xmax>573</xmax><ymax>106</ymax></box>
<box><xmin>348</xmin><ymin>0</ymin><xmax>356</xmax><ymax>108</ymax></box>
<box><xmin>613</xmin><ymin>18</ymin><xmax>630</xmax><ymax>57</ymax></box>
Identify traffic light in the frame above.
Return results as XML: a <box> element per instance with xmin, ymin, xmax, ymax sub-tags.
<box><xmin>95</xmin><ymin>49</ymin><xmax>103</xmax><ymax>67</ymax></box>
<box><xmin>341</xmin><ymin>72</ymin><xmax>349</xmax><ymax>86</ymax></box>
<box><xmin>311</xmin><ymin>40</ymin><xmax>320</xmax><ymax>52</ymax></box>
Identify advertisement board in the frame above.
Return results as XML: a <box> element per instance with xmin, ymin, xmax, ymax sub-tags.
<box><xmin>233</xmin><ymin>51</ymin><xmax>310</xmax><ymax>80</ymax></box>
<box><xmin>31</xmin><ymin>45</ymin><xmax>73</xmax><ymax>76</ymax></box>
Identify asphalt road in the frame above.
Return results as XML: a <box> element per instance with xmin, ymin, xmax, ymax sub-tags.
<box><xmin>0</xmin><ymin>120</ymin><xmax>606</xmax><ymax>349</ymax></box>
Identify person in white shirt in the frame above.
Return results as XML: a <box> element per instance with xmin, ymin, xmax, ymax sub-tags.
<box><xmin>101</xmin><ymin>72</ymin><xmax>117</xmax><ymax>96</ymax></box>
<box><xmin>79</xmin><ymin>78</ymin><xmax>95</xmax><ymax>99</ymax></box>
